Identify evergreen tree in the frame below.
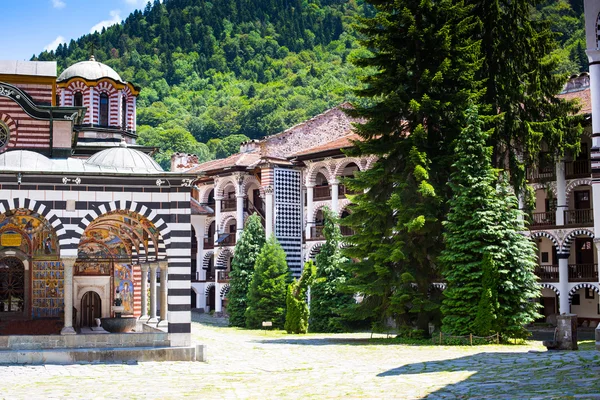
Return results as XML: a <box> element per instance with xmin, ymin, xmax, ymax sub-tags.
<box><xmin>441</xmin><ymin>106</ymin><xmax>540</xmax><ymax>339</ymax></box>
<box><xmin>285</xmin><ymin>261</ymin><xmax>316</xmax><ymax>334</ymax></box>
<box><xmin>341</xmin><ymin>0</ymin><xmax>482</xmax><ymax>332</ymax></box>
<box><xmin>310</xmin><ymin>208</ymin><xmax>354</xmax><ymax>333</ymax></box>
<box><xmin>245</xmin><ymin>235</ymin><xmax>290</xmax><ymax>329</ymax></box>
<box><xmin>227</xmin><ymin>214</ymin><xmax>265</xmax><ymax>327</ymax></box>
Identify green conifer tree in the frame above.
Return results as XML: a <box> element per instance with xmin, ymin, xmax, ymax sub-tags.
<box><xmin>473</xmin><ymin>253</ymin><xmax>497</xmax><ymax>336</ymax></box>
<box><xmin>245</xmin><ymin>235</ymin><xmax>290</xmax><ymax>329</ymax></box>
<box><xmin>310</xmin><ymin>208</ymin><xmax>354</xmax><ymax>333</ymax></box>
<box><xmin>285</xmin><ymin>261</ymin><xmax>316</xmax><ymax>334</ymax></box>
<box><xmin>227</xmin><ymin>214</ymin><xmax>265</xmax><ymax>327</ymax></box>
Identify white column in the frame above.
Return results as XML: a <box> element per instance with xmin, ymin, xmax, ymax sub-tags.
<box><xmin>517</xmin><ymin>192</ymin><xmax>525</xmax><ymax>221</ymax></box>
<box><xmin>132</xmin><ymin>97</ymin><xmax>137</xmax><ymax>132</ymax></box>
<box><xmin>214</xmin><ymin>252</ymin><xmax>222</xmax><ymax>313</ymax></box>
<box><xmin>88</xmin><ymin>86</ymin><xmax>95</xmax><ymax>126</ymax></box>
<box><xmin>265</xmin><ymin>185</ymin><xmax>274</xmax><ymax>238</ymax></box>
<box><xmin>331</xmin><ymin>179</ymin><xmax>339</xmax><ymax>214</ymax></box>
<box><xmin>236</xmin><ymin>194</ymin><xmax>245</xmax><ymax>234</ymax></box>
<box><xmin>61</xmin><ymin>257</ymin><xmax>76</xmax><ymax>335</ymax></box>
<box><xmin>556</xmin><ymin>160</ymin><xmax>567</xmax><ymax>226</ymax></box>
<box><xmin>305</xmin><ymin>185</ymin><xmax>314</xmax><ymax>239</ymax></box>
<box><xmin>214</xmin><ymin>196</ymin><xmax>223</xmax><ymax>240</ymax></box>
<box><xmin>558</xmin><ymin>256</ymin><xmax>570</xmax><ymax>314</ymax></box>
<box><xmin>148</xmin><ymin>263</ymin><xmax>158</xmax><ymax>324</ymax></box>
<box><xmin>117</xmin><ymin>92</ymin><xmax>123</xmax><ymax>129</ymax></box>
<box><xmin>158</xmin><ymin>261</ymin><xmax>168</xmax><ymax>327</ymax></box>
<box><xmin>140</xmin><ymin>264</ymin><xmax>149</xmax><ymax>321</ymax></box>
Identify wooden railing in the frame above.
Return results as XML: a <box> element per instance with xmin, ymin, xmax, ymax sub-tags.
<box><xmin>535</xmin><ymin>265</ymin><xmax>559</xmax><ymax>282</ymax></box>
<box><xmin>340</xmin><ymin>225</ymin><xmax>354</xmax><ymax>236</ymax></box>
<box><xmin>203</xmin><ymin>238</ymin><xmax>214</xmax><ymax>250</ymax></box>
<box><xmin>530</xmin><ymin>211</ymin><xmax>556</xmax><ymax>228</ymax></box>
<box><xmin>527</xmin><ymin>167</ymin><xmax>555</xmax><ymax>182</ymax></box>
<box><xmin>218</xmin><ymin>233</ymin><xmax>236</xmax><ymax>246</ymax></box>
<box><xmin>568</xmin><ymin>264</ymin><xmax>598</xmax><ymax>282</ymax></box>
<box><xmin>217</xmin><ymin>270</ymin><xmax>230</xmax><ymax>281</ymax></box>
<box><xmin>314</xmin><ymin>186</ymin><xmax>331</xmax><ymax>201</ymax></box>
<box><xmin>311</xmin><ymin>225</ymin><xmax>325</xmax><ymax>239</ymax></box>
<box><xmin>564</xmin><ymin>209</ymin><xmax>593</xmax><ymax>226</ymax></box>
<box><xmin>222</xmin><ymin>198</ymin><xmax>237</xmax><ymax>211</ymax></box>
<box><xmin>565</xmin><ymin>159</ymin><xmax>591</xmax><ymax>179</ymax></box>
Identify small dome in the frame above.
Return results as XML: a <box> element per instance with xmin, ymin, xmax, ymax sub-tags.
<box><xmin>0</xmin><ymin>150</ymin><xmax>55</xmax><ymax>171</ymax></box>
<box><xmin>58</xmin><ymin>56</ymin><xmax>123</xmax><ymax>83</ymax></box>
<box><xmin>85</xmin><ymin>146</ymin><xmax>163</xmax><ymax>172</ymax></box>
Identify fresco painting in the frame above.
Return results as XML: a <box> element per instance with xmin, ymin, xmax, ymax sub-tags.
<box><xmin>0</xmin><ymin>209</ymin><xmax>58</xmax><ymax>259</ymax></box>
<box><xmin>114</xmin><ymin>263</ymin><xmax>134</xmax><ymax>315</ymax></box>
<box><xmin>32</xmin><ymin>261</ymin><xmax>64</xmax><ymax>318</ymax></box>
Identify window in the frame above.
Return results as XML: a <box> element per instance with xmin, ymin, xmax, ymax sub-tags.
<box><xmin>0</xmin><ymin>257</ymin><xmax>25</xmax><ymax>312</ymax></box>
<box><xmin>121</xmin><ymin>97</ymin><xmax>127</xmax><ymax>129</ymax></box>
<box><xmin>541</xmin><ymin>252</ymin><xmax>549</xmax><ymax>263</ymax></box>
<box><xmin>0</xmin><ymin>123</ymin><xmax>9</xmax><ymax>150</ymax></box>
<box><xmin>99</xmin><ymin>93</ymin><xmax>109</xmax><ymax>126</ymax></box>
<box><xmin>572</xmin><ymin>293</ymin><xmax>580</xmax><ymax>306</ymax></box>
<box><xmin>73</xmin><ymin>92</ymin><xmax>83</xmax><ymax>107</ymax></box>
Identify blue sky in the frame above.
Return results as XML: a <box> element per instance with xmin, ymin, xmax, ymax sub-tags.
<box><xmin>0</xmin><ymin>0</ymin><xmax>151</xmax><ymax>61</ymax></box>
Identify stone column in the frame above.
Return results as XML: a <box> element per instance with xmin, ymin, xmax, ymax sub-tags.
<box><xmin>88</xmin><ymin>86</ymin><xmax>95</xmax><ymax>126</ymax></box>
<box><xmin>148</xmin><ymin>263</ymin><xmax>159</xmax><ymax>324</ymax></box>
<box><xmin>61</xmin><ymin>257</ymin><xmax>76</xmax><ymax>335</ymax></box>
<box><xmin>556</xmin><ymin>160</ymin><xmax>567</xmax><ymax>226</ymax></box>
<box><xmin>558</xmin><ymin>256</ymin><xmax>570</xmax><ymax>314</ymax></box>
<box><xmin>214</xmin><ymin>196</ymin><xmax>223</xmax><ymax>240</ymax></box>
<box><xmin>236</xmin><ymin>194</ymin><xmax>245</xmax><ymax>235</ymax></box>
<box><xmin>158</xmin><ymin>261</ymin><xmax>168</xmax><ymax>327</ymax></box>
<box><xmin>140</xmin><ymin>264</ymin><xmax>149</xmax><ymax>321</ymax></box>
<box><xmin>517</xmin><ymin>191</ymin><xmax>525</xmax><ymax>221</ymax></box>
<box><xmin>191</xmin><ymin>215</ymin><xmax>205</xmax><ymax>281</ymax></box>
<box><xmin>214</xmin><ymin>257</ymin><xmax>222</xmax><ymax>313</ymax></box>
<box><xmin>331</xmin><ymin>179</ymin><xmax>339</xmax><ymax>214</ymax></box>
<box><xmin>305</xmin><ymin>184</ymin><xmax>314</xmax><ymax>239</ymax></box>
<box><xmin>265</xmin><ymin>185</ymin><xmax>274</xmax><ymax>238</ymax></box>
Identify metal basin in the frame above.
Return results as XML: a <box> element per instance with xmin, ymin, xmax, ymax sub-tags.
<box><xmin>100</xmin><ymin>317</ymin><xmax>137</xmax><ymax>333</ymax></box>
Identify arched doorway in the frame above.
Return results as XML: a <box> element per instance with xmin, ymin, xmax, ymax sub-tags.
<box><xmin>80</xmin><ymin>291</ymin><xmax>101</xmax><ymax>328</ymax></box>
<box><xmin>207</xmin><ymin>286</ymin><xmax>215</xmax><ymax>311</ymax></box>
<box><xmin>0</xmin><ymin>257</ymin><xmax>25</xmax><ymax>313</ymax></box>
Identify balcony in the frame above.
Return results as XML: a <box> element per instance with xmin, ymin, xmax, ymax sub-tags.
<box><xmin>564</xmin><ymin>209</ymin><xmax>593</xmax><ymax>227</ymax></box>
<box><xmin>309</xmin><ymin>225</ymin><xmax>325</xmax><ymax>240</ymax></box>
<box><xmin>222</xmin><ymin>198</ymin><xmax>237</xmax><ymax>212</ymax></box>
<box><xmin>530</xmin><ymin>211</ymin><xmax>556</xmax><ymax>228</ymax></box>
<box><xmin>217</xmin><ymin>233</ymin><xmax>236</xmax><ymax>247</ymax></box>
<box><xmin>565</xmin><ymin>159</ymin><xmax>591</xmax><ymax>179</ymax></box>
<box><xmin>535</xmin><ymin>264</ymin><xmax>559</xmax><ymax>282</ymax></box>
<box><xmin>568</xmin><ymin>264</ymin><xmax>598</xmax><ymax>282</ymax></box>
<box><xmin>203</xmin><ymin>238</ymin><xmax>214</xmax><ymax>250</ymax></box>
<box><xmin>314</xmin><ymin>186</ymin><xmax>331</xmax><ymax>201</ymax></box>
<box><xmin>340</xmin><ymin>225</ymin><xmax>354</xmax><ymax>237</ymax></box>
<box><xmin>527</xmin><ymin>166</ymin><xmax>555</xmax><ymax>183</ymax></box>
<box><xmin>217</xmin><ymin>270</ymin><xmax>230</xmax><ymax>282</ymax></box>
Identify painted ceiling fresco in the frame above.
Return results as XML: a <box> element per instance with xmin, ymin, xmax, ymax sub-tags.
<box><xmin>0</xmin><ymin>209</ymin><xmax>58</xmax><ymax>259</ymax></box>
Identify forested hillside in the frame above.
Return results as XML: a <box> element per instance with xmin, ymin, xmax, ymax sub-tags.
<box><xmin>34</xmin><ymin>0</ymin><xmax>585</xmax><ymax>169</ymax></box>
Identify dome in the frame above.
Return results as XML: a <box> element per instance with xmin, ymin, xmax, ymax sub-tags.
<box><xmin>85</xmin><ymin>144</ymin><xmax>163</xmax><ymax>172</ymax></box>
<box><xmin>0</xmin><ymin>150</ymin><xmax>55</xmax><ymax>171</ymax></box>
<box><xmin>58</xmin><ymin>56</ymin><xmax>123</xmax><ymax>83</ymax></box>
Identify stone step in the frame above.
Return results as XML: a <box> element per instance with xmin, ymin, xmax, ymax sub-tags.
<box><xmin>0</xmin><ymin>344</ymin><xmax>206</xmax><ymax>365</ymax></box>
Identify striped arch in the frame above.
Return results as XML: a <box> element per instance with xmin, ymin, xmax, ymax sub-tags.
<box><xmin>0</xmin><ymin>113</ymin><xmax>18</xmax><ymax>151</ymax></box>
<box><xmin>197</xmin><ymin>184</ymin><xmax>215</xmax><ymax>203</ymax></box>
<box><xmin>569</xmin><ymin>283</ymin><xmax>600</xmax><ymax>304</ymax></box>
<box><xmin>214</xmin><ymin>176</ymin><xmax>239</xmax><ymax>198</ymax></box>
<box><xmin>530</xmin><ymin>183</ymin><xmax>557</xmax><ymax>198</ymax></box>
<box><xmin>220</xmin><ymin>284</ymin><xmax>230</xmax><ymax>298</ymax></box>
<box><xmin>305</xmin><ymin>160</ymin><xmax>336</xmax><ymax>186</ymax></box>
<box><xmin>540</xmin><ymin>283</ymin><xmax>560</xmax><ymax>297</ymax></box>
<box><xmin>241</xmin><ymin>175</ymin><xmax>264</xmax><ymax>198</ymax></box>
<box><xmin>219</xmin><ymin>214</ymin><xmax>237</xmax><ymax>233</ymax></box>
<box><xmin>305</xmin><ymin>242</ymin><xmax>323</xmax><ymax>261</ymax></box>
<box><xmin>530</xmin><ymin>231</ymin><xmax>560</xmax><ymax>250</ymax></box>
<box><xmin>0</xmin><ymin>197</ymin><xmax>69</xmax><ymax>252</ymax></box>
<box><xmin>73</xmin><ymin>200</ymin><xmax>171</xmax><ymax>255</ymax></box>
<box><xmin>561</xmin><ymin>229</ymin><xmax>594</xmax><ymax>254</ymax></box>
<box><xmin>204</xmin><ymin>282</ymin><xmax>215</xmax><ymax>295</ymax></box>
<box><xmin>202</xmin><ymin>251</ymin><xmax>214</xmax><ymax>269</ymax></box>
<box><xmin>216</xmin><ymin>247</ymin><xmax>234</xmax><ymax>269</ymax></box>
<box><xmin>565</xmin><ymin>179</ymin><xmax>593</xmax><ymax>204</ymax></box>
<box><xmin>205</xmin><ymin>218</ymin><xmax>216</xmax><ymax>236</ymax></box>
<box><xmin>312</xmin><ymin>202</ymin><xmax>331</xmax><ymax>222</ymax></box>
<box><xmin>365</xmin><ymin>155</ymin><xmax>378</xmax><ymax>170</ymax></box>
<box><xmin>333</xmin><ymin>157</ymin><xmax>364</xmax><ymax>178</ymax></box>
<box><xmin>338</xmin><ymin>199</ymin><xmax>352</xmax><ymax>217</ymax></box>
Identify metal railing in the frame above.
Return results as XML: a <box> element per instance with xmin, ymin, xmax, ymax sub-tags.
<box><xmin>530</xmin><ymin>211</ymin><xmax>556</xmax><ymax>228</ymax></box>
<box><xmin>535</xmin><ymin>265</ymin><xmax>559</xmax><ymax>282</ymax></box>
<box><xmin>564</xmin><ymin>209</ymin><xmax>593</xmax><ymax>226</ymax></box>
<box><xmin>568</xmin><ymin>264</ymin><xmax>598</xmax><ymax>282</ymax></box>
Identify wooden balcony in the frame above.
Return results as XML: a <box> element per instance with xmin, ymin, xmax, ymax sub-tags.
<box><xmin>203</xmin><ymin>238</ymin><xmax>214</xmax><ymax>250</ymax></box>
<box><xmin>340</xmin><ymin>225</ymin><xmax>354</xmax><ymax>237</ymax></box>
<box><xmin>310</xmin><ymin>225</ymin><xmax>325</xmax><ymax>240</ymax></box>
<box><xmin>222</xmin><ymin>198</ymin><xmax>237</xmax><ymax>212</ymax></box>
<box><xmin>565</xmin><ymin>159</ymin><xmax>591</xmax><ymax>179</ymax></box>
<box><xmin>314</xmin><ymin>186</ymin><xmax>331</xmax><ymax>201</ymax></box>
<box><xmin>527</xmin><ymin>167</ymin><xmax>555</xmax><ymax>183</ymax></box>
<box><xmin>535</xmin><ymin>264</ymin><xmax>559</xmax><ymax>282</ymax></box>
<box><xmin>217</xmin><ymin>233</ymin><xmax>236</xmax><ymax>247</ymax></box>
<box><xmin>564</xmin><ymin>209</ymin><xmax>593</xmax><ymax>227</ymax></box>
<box><xmin>530</xmin><ymin>211</ymin><xmax>556</xmax><ymax>228</ymax></box>
<box><xmin>217</xmin><ymin>270</ymin><xmax>230</xmax><ymax>282</ymax></box>
<box><xmin>568</xmin><ymin>264</ymin><xmax>598</xmax><ymax>282</ymax></box>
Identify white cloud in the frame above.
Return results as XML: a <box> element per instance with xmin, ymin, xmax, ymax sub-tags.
<box><xmin>52</xmin><ymin>0</ymin><xmax>66</xmax><ymax>9</ymax></box>
<box><xmin>90</xmin><ymin>10</ymin><xmax>122</xmax><ymax>34</ymax></box>
<box><xmin>44</xmin><ymin>36</ymin><xmax>65</xmax><ymax>52</ymax></box>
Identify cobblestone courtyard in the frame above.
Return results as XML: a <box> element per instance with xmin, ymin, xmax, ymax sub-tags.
<box><xmin>0</xmin><ymin>314</ymin><xmax>599</xmax><ymax>399</ymax></box>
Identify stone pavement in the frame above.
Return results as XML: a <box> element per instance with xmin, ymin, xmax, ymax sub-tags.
<box><xmin>0</xmin><ymin>314</ymin><xmax>599</xmax><ymax>399</ymax></box>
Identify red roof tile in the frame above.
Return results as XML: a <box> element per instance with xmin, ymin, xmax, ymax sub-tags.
<box><xmin>557</xmin><ymin>88</ymin><xmax>591</xmax><ymax>115</ymax></box>
<box><xmin>291</xmin><ymin>133</ymin><xmax>361</xmax><ymax>157</ymax></box>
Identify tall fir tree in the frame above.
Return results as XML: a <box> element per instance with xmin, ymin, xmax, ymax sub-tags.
<box><xmin>245</xmin><ymin>235</ymin><xmax>290</xmax><ymax>329</ymax></box>
<box><xmin>309</xmin><ymin>208</ymin><xmax>354</xmax><ymax>333</ymax></box>
<box><xmin>285</xmin><ymin>261</ymin><xmax>317</xmax><ymax>334</ymax></box>
<box><xmin>470</xmin><ymin>0</ymin><xmax>582</xmax><ymax>186</ymax></box>
<box><xmin>226</xmin><ymin>214</ymin><xmax>265</xmax><ymax>327</ymax></box>
<box><xmin>341</xmin><ymin>0</ymin><xmax>482</xmax><ymax>332</ymax></box>
<box><xmin>441</xmin><ymin>105</ymin><xmax>540</xmax><ymax>339</ymax></box>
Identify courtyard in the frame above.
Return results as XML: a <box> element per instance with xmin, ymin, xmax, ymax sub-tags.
<box><xmin>0</xmin><ymin>314</ymin><xmax>596</xmax><ymax>399</ymax></box>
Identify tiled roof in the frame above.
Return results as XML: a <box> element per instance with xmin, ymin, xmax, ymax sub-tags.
<box><xmin>291</xmin><ymin>133</ymin><xmax>361</xmax><ymax>157</ymax></box>
<box><xmin>191</xmin><ymin>197</ymin><xmax>214</xmax><ymax>215</ymax></box>
<box><xmin>557</xmin><ymin>88</ymin><xmax>591</xmax><ymax>115</ymax></box>
<box><xmin>186</xmin><ymin>152</ymin><xmax>263</xmax><ymax>174</ymax></box>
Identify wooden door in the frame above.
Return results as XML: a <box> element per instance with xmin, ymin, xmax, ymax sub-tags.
<box><xmin>575</xmin><ymin>238</ymin><xmax>594</xmax><ymax>265</ymax></box>
<box><xmin>80</xmin><ymin>291</ymin><xmax>101</xmax><ymax>327</ymax></box>
<box><xmin>575</xmin><ymin>190</ymin><xmax>590</xmax><ymax>210</ymax></box>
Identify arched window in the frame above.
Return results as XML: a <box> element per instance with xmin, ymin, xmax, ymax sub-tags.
<box><xmin>73</xmin><ymin>92</ymin><xmax>83</xmax><ymax>107</ymax></box>
<box><xmin>0</xmin><ymin>257</ymin><xmax>25</xmax><ymax>312</ymax></box>
<box><xmin>99</xmin><ymin>93</ymin><xmax>109</xmax><ymax>126</ymax></box>
<box><xmin>121</xmin><ymin>97</ymin><xmax>127</xmax><ymax>130</ymax></box>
